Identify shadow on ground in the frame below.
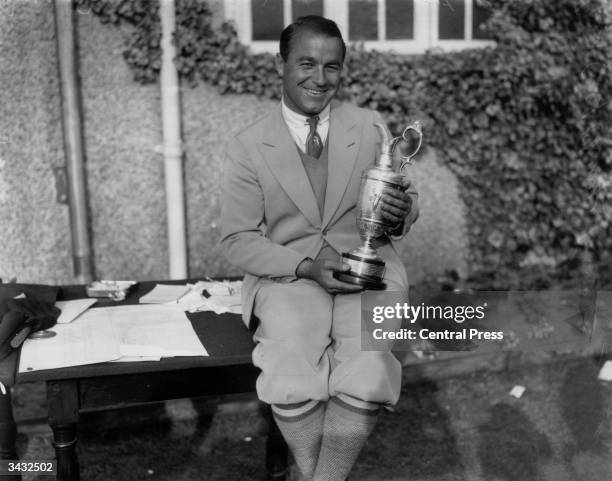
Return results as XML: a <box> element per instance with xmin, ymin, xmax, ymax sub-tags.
<box><xmin>13</xmin><ymin>357</ymin><xmax>612</xmax><ymax>481</ymax></box>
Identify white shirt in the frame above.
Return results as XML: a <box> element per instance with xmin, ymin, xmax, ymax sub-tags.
<box><xmin>281</xmin><ymin>98</ymin><xmax>330</xmax><ymax>154</ymax></box>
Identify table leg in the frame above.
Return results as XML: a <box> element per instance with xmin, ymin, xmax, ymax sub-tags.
<box><xmin>51</xmin><ymin>424</ymin><xmax>78</xmax><ymax>481</ymax></box>
<box><xmin>0</xmin><ymin>389</ymin><xmax>20</xmax><ymax>480</ymax></box>
<box><xmin>0</xmin><ymin>389</ymin><xmax>18</xmax><ymax>459</ymax></box>
<box><xmin>263</xmin><ymin>404</ymin><xmax>288</xmax><ymax>481</ymax></box>
<box><xmin>47</xmin><ymin>381</ymin><xmax>79</xmax><ymax>481</ymax></box>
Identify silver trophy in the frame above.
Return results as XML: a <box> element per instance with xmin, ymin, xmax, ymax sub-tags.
<box><xmin>334</xmin><ymin>121</ymin><xmax>423</xmax><ymax>290</ymax></box>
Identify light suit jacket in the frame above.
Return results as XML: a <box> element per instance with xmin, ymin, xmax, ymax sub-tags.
<box><xmin>220</xmin><ymin>100</ymin><xmax>419</xmax><ymax>328</ymax></box>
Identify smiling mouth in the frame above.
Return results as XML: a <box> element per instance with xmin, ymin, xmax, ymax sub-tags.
<box><xmin>304</xmin><ymin>87</ymin><xmax>328</xmax><ymax>96</ymax></box>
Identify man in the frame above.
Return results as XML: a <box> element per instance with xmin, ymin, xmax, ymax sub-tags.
<box><xmin>221</xmin><ymin>16</ymin><xmax>418</xmax><ymax>481</ymax></box>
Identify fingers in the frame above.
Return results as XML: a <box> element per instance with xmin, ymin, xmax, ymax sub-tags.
<box><xmin>328</xmin><ymin>280</ymin><xmax>364</xmax><ymax>294</ymax></box>
<box><xmin>326</xmin><ymin>265</ymin><xmax>362</xmax><ymax>291</ymax></box>
<box><xmin>400</xmin><ymin>179</ymin><xmax>412</xmax><ymax>191</ymax></box>
<box><xmin>317</xmin><ymin>261</ymin><xmax>363</xmax><ymax>293</ymax></box>
<box><xmin>398</xmin><ymin>179</ymin><xmax>418</xmax><ymax>196</ymax></box>
<box><xmin>322</xmin><ymin>260</ymin><xmax>350</xmax><ymax>272</ymax></box>
<box><xmin>381</xmin><ymin>193</ymin><xmax>411</xmax><ymax>225</ymax></box>
<box><xmin>383</xmin><ymin>189</ymin><xmax>410</xmax><ymax>205</ymax></box>
<box><xmin>381</xmin><ymin>199</ymin><xmax>407</xmax><ymax>217</ymax></box>
<box><xmin>381</xmin><ymin>209</ymin><xmax>402</xmax><ymax>226</ymax></box>
<box><xmin>326</xmin><ymin>268</ymin><xmax>368</xmax><ymax>293</ymax></box>
<box><xmin>331</xmin><ymin>286</ymin><xmax>363</xmax><ymax>294</ymax></box>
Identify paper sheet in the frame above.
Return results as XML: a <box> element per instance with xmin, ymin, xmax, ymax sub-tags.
<box><xmin>190</xmin><ymin>297</ymin><xmax>242</xmax><ymax>315</ymax></box>
<box><xmin>176</xmin><ymin>280</ymin><xmax>242</xmax><ymax>315</ymax></box>
<box><xmin>19</xmin><ymin>304</ymin><xmax>207</xmax><ymax>372</ymax></box>
<box><xmin>19</xmin><ymin>315</ymin><xmax>121</xmax><ymax>372</ymax></box>
<box><xmin>112</xmin><ymin>356</ymin><xmax>161</xmax><ymax>363</ymax></box>
<box><xmin>55</xmin><ymin>298</ymin><xmax>98</xmax><ymax>323</ymax></box>
<box><xmin>598</xmin><ymin>361</ymin><xmax>612</xmax><ymax>382</ymax></box>
<box><xmin>109</xmin><ymin>304</ymin><xmax>208</xmax><ymax>357</ymax></box>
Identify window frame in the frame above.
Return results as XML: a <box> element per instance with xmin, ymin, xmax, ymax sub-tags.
<box><xmin>223</xmin><ymin>0</ymin><xmax>495</xmax><ymax>54</ymax></box>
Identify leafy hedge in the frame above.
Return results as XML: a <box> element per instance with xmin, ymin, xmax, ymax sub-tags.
<box><xmin>80</xmin><ymin>0</ymin><xmax>612</xmax><ymax>289</ymax></box>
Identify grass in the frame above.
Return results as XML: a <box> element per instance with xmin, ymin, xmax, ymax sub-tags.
<box><xmin>11</xmin><ymin>356</ymin><xmax>612</xmax><ymax>481</ymax></box>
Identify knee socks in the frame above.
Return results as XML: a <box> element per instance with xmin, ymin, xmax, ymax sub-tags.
<box><xmin>313</xmin><ymin>394</ymin><xmax>380</xmax><ymax>481</ymax></box>
<box><xmin>272</xmin><ymin>400</ymin><xmax>325</xmax><ymax>479</ymax></box>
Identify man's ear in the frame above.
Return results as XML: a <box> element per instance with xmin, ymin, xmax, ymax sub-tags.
<box><xmin>275</xmin><ymin>53</ymin><xmax>284</xmax><ymax>77</ymax></box>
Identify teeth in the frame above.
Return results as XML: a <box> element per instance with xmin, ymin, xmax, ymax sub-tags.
<box><xmin>305</xmin><ymin>88</ymin><xmax>325</xmax><ymax>95</ymax></box>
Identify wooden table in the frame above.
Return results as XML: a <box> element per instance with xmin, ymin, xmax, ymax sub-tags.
<box><xmin>0</xmin><ymin>282</ymin><xmax>288</xmax><ymax>481</ymax></box>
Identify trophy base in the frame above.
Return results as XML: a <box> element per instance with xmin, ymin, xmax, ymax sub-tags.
<box><xmin>333</xmin><ymin>248</ymin><xmax>387</xmax><ymax>290</ymax></box>
<box><xmin>333</xmin><ymin>271</ymin><xmax>386</xmax><ymax>290</ymax></box>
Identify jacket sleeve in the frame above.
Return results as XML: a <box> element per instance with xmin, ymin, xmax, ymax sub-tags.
<box><xmin>220</xmin><ymin>138</ymin><xmax>307</xmax><ymax>277</ymax></box>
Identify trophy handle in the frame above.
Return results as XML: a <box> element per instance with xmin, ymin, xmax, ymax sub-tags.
<box><xmin>398</xmin><ymin>121</ymin><xmax>423</xmax><ymax>175</ymax></box>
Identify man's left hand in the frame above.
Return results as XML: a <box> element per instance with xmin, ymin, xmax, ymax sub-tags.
<box><xmin>380</xmin><ymin>179</ymin><xmax>414</xmax><ymax>230</ymax></box>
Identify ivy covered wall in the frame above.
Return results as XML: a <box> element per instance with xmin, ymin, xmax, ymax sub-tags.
<box><xmin>1</xmin><ymin>0</ymin><xmax>610</xmax><ymax>289</ymax></box>
<box><xmin>81</xmin><ymin>0</ymin><xmax>612</xmax><ymax>288</ymax></box>
<box><xmin>0</xmin><ymin>0</ymin><xmax>469</xmax><ymax>283</ymax></box>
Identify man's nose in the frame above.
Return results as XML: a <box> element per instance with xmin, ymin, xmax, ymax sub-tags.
<box><xmin>312</xmin><ymin>66</ymin><xmax>327</xmax><ymax>86</ymax></box>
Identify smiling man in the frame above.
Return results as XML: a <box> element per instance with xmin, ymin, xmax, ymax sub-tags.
<box><xmin>278</xmin><ymin>24</ymin><xmax>342</xmax><ymax>117</ymax></box>
<box><xmin>221</xmin><ymin>16</ymin><xmax>419</xmax><ymax>481</ymax></box>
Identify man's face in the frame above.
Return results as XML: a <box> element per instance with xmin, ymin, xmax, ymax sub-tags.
<box><xmin>276</xmin><ymin>30</ymin><xmax>344</xmax><ymax>116</ymax></box>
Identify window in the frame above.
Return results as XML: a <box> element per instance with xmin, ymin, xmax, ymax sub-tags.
<box><xmin>251</xmin><ymin>0</ymin><xmax>284</xmax><ymax>40</ymax></box>
<box><xmin>348</xmin><ymin>0</ymin><xmax>379</xmax><ymax>41</ymax></box>
<box><xmin>293</xmin><ymin>0</ymin><xmax>324</xmax><ymax>20</ymax></box>
<box><xmin>439</xmin><ymin>0</ymin><xmax>465</xmax><ymax>40</ymax></box>
<box><xmin>434</xmin><ymin>0</ymin><xmax>493</xmax><ymax>49</ymax></box>
<box><xmin>472</xmin><ymin>0</ymin><xmax>493</xmax><ymax>39</ymax></box>
<box><xmin>386</xmin><ymin>0</ymin><xmax>414</xmax><ymax>40</ymax></box>
<box><xmin>346</xmin><ymin>0</ymin><xmax>415</xmax><ymax>41</ymax></box>
<box><xmin>224</xmin><ymin>0</ymin><xmax>493</xmax><ymax>54</ymax></box>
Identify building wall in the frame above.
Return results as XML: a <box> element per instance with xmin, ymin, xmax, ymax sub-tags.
<box><xmin>0</xmin><ymin>1</ymin><xmax>468</xmax><ymax>285</ymax></box>
<box><xmin>78</xmin><ymin>8</ymin><xmax>167</xmax><ymax>281</ymax></box>
<box><xmin>0</xmin><ymin>0</ymin><xmax>73</xmax><ymax>284</ymax></box>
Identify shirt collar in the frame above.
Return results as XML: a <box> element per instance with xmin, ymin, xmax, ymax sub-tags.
<box><xmin>281</xmin><ymin>98</ymin><xmax>330</xmax><ymax>129</ymax></box>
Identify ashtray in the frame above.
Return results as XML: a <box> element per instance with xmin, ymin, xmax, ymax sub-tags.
<box><xmin>85</xmin><ymin>280</ymin><xmax>138</xmax><ymax>301</ymax></box>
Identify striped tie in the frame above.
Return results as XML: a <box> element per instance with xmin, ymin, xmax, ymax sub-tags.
<box><xmin>306</xmin><ymin>115</ymin><xmax>323</xmax><ymax>159</ymax></box>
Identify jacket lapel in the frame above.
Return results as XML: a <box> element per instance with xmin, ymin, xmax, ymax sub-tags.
<box><xmin>258</xmin><ymin>105</ymin><xmax>321</xmax><ymax>227</ymax></box>
<box><xmin>322</xmin><ymin>101</ymin><xmax>361</xmax><ymax>228</ymax></box>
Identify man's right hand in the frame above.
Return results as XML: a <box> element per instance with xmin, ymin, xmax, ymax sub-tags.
<box><xmin>296</xmin><ymin>258</ymin><xmax>363</xmax><ymax>294</ymax></box>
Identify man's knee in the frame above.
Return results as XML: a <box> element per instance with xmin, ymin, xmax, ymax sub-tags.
<box><xmin>254</xmin><ymin>280</ymin><xmax>333</xmax><ymax>341</ymax></box>
<box><xmin>253</xmin><ymin>339</ymin><xmax>331</xmax><ymax>404</ymax></box>
<box><xmin>328</xmin><ymin>351</ymin><xmax>402</xmax><ymax>405</ymax></box>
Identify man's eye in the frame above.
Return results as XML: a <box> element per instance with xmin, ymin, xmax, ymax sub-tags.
<box><xmin>300</xmin><ymin>62</ymin><xmax>313</xmax><ymax>68</ymax></box>
<box><xmin>326</xmin><ymin>65</ymin><xmax>340</xmax><ymax>72</ymax></box>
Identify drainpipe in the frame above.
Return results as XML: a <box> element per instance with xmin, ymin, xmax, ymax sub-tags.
<box><xmin>54</xmin><ymin>0</ymin><xmax>93</xmax><ymax>283</ymax></box>
<box><xmin>160</xmin><ymin>0</ymin><xmax>188</xmax><ymax>279</ymax></box>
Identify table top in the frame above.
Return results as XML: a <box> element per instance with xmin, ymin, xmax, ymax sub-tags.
<box><xmin>10</xmin><ymin>280</ymin><xmax>255</xmax><ymax>384</ymax></box>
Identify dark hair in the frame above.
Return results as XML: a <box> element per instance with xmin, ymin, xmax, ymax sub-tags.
<box><xmin>279</xmin><ymin>15</ymin><xmax>346</xmax><ymax>62</ymax></box>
